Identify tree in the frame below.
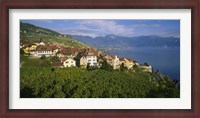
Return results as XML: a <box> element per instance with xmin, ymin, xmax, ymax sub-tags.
<box><xmin>120</xmin><ymin>63</ymin><xmax>127</xmax><ymax>72</ymax></box>
<box><xmin>100</xmin><ymin>60</ymin><xmax>113</xmax><ymax>71</ymax></box>
<box><xmin>87</xmin><ymin>63</ymin><xmax>97</xmax><ymax>71</ymax></box>
<box><xmin>20</xmin><ymin>48</ymin><xmax>25</xmax><ymax>55</ymax></box>
<box><xmin>144</xmin><ymin>62</ymin><xmax>149</xmax><ymax>66</ymax></box>
<box><xmin>40</xmin><ymin>55</ymin><xmax>46</xmax><ymax>60</ymax></box>
<box><xmin>50</xmin><ymin>56</ymin><xmax>59</xmax><ymax>62</ymax></box>
<box><xmin>155</xmin><ymin>69</ymin><xmax>160</xmax><ymax>73</ymax></box>
<box><xmin>86</xmin><ymin>63</ymin><xmax>90</xmax><ymax>71</ymax></box>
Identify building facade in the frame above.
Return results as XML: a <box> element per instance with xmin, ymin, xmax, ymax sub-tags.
<box><xmin>63</xmin><ymin>58</ymin><xmax>76</xmax><ymax>67</ymax></box>
<box><xmin>86</xmin><ymin>55</ymin><xmax>97</xmax><ymax>66</ymax></box>
<box><xmin>105</xmin><ymin>55</ymin><xmax>120</xmax><ymax>69</ymax></box>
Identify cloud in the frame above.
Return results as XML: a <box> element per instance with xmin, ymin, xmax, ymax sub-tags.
<box><xmin>73</xmin><ymin>20</ymin><xmax>135</xmax><ymax>37</ymax></box>
<box><xmin>54</xmin><ymin>28</ymin><xmax>99</xmax><ymax>38</ymax></box>
<box><xmin>50</xmin><ymin>20</ymin><xmax>179</xmax><ymax>38</ymax></box>
<box><xmin>131</xmin><ymin>24</ymin><xmax>160</xmax><ymax>27</ymax></box>
<box><xmin>65</xmin><ymin>20</ymin><xmax>162</xmax><ymax>37</ymax></box>
<box><xmin>52</xmin><ymin>20</ymin><xmax>136</xmax><ymax>37</ymax></box>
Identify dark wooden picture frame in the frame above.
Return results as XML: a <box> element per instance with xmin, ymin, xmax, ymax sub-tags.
<box><xmin>0</xmin><ymin>0</ymin><xmax>199</xmax><ymax>117</ymax></box>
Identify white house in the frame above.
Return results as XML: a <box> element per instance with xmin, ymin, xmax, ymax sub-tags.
<box><xmin>33</xmin><ymin>45</ymin><xmax>53</xmax><ymax>57</ymax></box>
<box><xmin>36</xmin><ymin>50</ymin><xmax>52</xmax><ymax>57</ymax></box>
<box><xmin>112</xmin><ymin>55</ymin><xmax>120</xmax><ymax>69</ymax></box>
<box><xmin>86</xmin><ymin>55</ymin><xmax>98</xmax><ymax>66</ymax></box>
<box><xmin>62</xmin><ymin>58</ymin><xmax>76</xmax><ymax>67</ymax></box>
<box><xmin>85</xmin><ymin>48</ymin><xmax>98</xmax><ymax>67</ymax></box>
<box><xmin>140</xmin><ymin>65</ymin><xmax>152</xmax><ymax>73</ymax></box>
<box><xmin>30</xmin><ymin>45</ymin><xmax>59</xmax><ymax>57</ymax></box>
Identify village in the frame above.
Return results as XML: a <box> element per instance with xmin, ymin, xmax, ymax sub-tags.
<box><xmin>20</xmin><ymin>40</ymin><xmax>152</xmax><ymax>73</ymax></box>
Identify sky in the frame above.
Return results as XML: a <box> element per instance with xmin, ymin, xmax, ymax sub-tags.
<box><xmin>21</xmin><ymin>20</ymin><xmax>180</xmax><ymax>38</ymax></box>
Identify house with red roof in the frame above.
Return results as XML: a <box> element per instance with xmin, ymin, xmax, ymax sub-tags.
<box><xmin>61</xmin><ymin>58</ymin><xmax>76</xmax><ymax>67</ymax></box>
<box><xmin>104</xmin><ymin>54</ymin><xmax>120</xmax><ymax>69</ymax></box>
<box><xmin>120</xmin><ymin>57</ymin><xmax>139</xmax><ymax>69</ymax></box>
<box><xmin>32</xmin><ymin>45</ymin><xmax>58</xmax><ymax>57</ymax></box>
<box><xmin>75</xmin><ymin>48</ymin><xmax>98</xmax><ymax>67</ymax></box>
<box><xmin>56</xmin><ymin>47</ymin><xmax>80</xmax><ymax>58</ymax></box>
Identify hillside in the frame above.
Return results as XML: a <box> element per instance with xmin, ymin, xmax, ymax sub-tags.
<box><xmin>20</xmin><ymin>22</ymin><xmax>89</xmax><ymax>48</ymax></box>
<box><xmin>20</xmin><ymin>67</ymin><xmax>180</xmax><ymax>98</ymax></box>
<box><xmin>70</xmin><ymin>34</ymin><xmax>180</xmax><ymax>49</ymax></box>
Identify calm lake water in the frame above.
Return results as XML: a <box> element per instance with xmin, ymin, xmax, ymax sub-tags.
<box><xmin>109</xmin><ymin>47</ymin><xmax>180</xmax><ymax>80</ymax></box>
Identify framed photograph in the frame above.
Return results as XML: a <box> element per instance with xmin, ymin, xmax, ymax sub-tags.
<box><xmin>1</xmin><ymin>0</ymin><xmax>199</xmax><ymax>117</ymax></box>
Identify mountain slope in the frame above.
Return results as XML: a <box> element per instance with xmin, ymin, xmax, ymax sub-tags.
<box><xmin>70</xmin><ymin>34</ymin><xmax>180</xmax><ymax>49</ymax></box>
<box><xmin>20</xmin><ymin>22</ymin><xmax>89</xmax><ymax>48</ymax></box>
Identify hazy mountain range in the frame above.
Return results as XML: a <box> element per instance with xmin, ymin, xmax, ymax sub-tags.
<box><xmin>69</xmin><ymin>34</ymin><xmax>180</xmax><ymax>49</ymax></box>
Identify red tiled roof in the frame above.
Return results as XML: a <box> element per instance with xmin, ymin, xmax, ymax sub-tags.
<box><xmin>76</xmin><ymin>48</ymin><xmax>97</xmax><ymax>58</ymax></box>
<box><xmin>60</xmin><ymin>57</ymin><xmax>75</xmax><ymax>62</ymax></box>
<box><xmin>49</xmin><ymin>45</ymin><xmax>58</xmax><ymax>50</ymax></box>
<box><xmin>84</xmin><ymin>48</ymin><xmax>97</xmax><ymax>56</ymax></box>
<box><xmin>58</xmin><ymin>47</ymin><xmax>79</xmax><ymax>55</ymax></box>
<box><xmin>105</xmin><ymin>54</ymin><xmax>117</xmax><ymax>60</ymax></box>
<box><xmin>60</xmin><ymin>57</ymin><xmax>68</xmax><ymax>63</ymax></box>
<box><xmin>60</xmin><ymin>49</ymin><xmax>68</xmax><ymax>55</ymax></box>
<box><xmin>65</xmin><ymin>47</ymin><xmax>77</xmax><ymax>55</ymax></box>
<box><xmin>36</xmin><ymin>45</ymin><xmax>53</xmax><ymax>51</ymax></box>
<box><xmin>52</xmin><ymin>61</ymin><xmax>63</xmax><ymax>67</ymax></box>
<box><xmin>125</xmin><ymin>57</ymin><xmax>133</xmax><ymax>62</ymax></box>
<box><xmin>78</xmin><ymin>48</ymin><xmax>86</xmax><ymax>53</ymax></box>
<box><xmin>119</xmin><ymin>58</ymin><xmax>125</xmax><ymax>61</ymax></box>
<box><xmin>109</xmin><ymin>55</ymin><xmax>117</xmax><ymax>59</ymax></box>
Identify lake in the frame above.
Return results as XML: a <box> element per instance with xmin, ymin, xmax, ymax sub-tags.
<box><xmin>109</xmin><ymin>47</ymin><xmax>180</xmax><ymax>80</ymax></box>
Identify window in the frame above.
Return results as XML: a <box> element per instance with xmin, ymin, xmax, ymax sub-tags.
<box><xmin>71</xmin><ymin>61</ymin><xmax>73</xmax><ymax>63</ymax></box>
